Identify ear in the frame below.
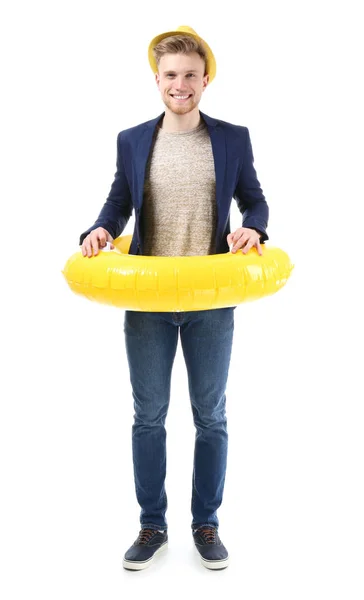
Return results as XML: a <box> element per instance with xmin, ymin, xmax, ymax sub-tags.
<box><xmin>155</xmin><ymin>72</ymin><xmax>160</xmax><ymax>88</ymax></box>
<box><xmin>202</xmin><ymin>73</ymin><xmax>209</xmax><ymax>91</ymax></box>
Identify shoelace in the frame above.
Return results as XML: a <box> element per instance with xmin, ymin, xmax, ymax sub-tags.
<box><xmin>197</xmin><ymin>527</ymin><xmax>217</xmax><ymax>544</ymax></box>
<box><xmin>137</xmin><ymin>529</ymin><xmax>158</xmax><ymax>545</ymax></box>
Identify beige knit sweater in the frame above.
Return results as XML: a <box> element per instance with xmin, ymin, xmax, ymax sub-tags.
<box><xmin>142</xmin><ymin>121</ymin><xmax>217</xmax><ymax>257</ymax></box>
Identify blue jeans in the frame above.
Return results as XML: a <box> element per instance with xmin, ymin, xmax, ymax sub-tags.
<box><xmin>123</xmin><ymin>307</ymin><xmax>236</xmax><ymax>531</ymax></box>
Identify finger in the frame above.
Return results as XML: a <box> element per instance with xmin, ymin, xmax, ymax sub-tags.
<box><xmin>243</xmin><ymin>236</ymin><xmax>261</xmax><ymax>254</ymax></box>
<box><xmin>256</xmin><ymin>241</ymin><xmax>263</xmax><ymax>256</ymax></box>
<box><xmin>242</xmin><ymin>240</ymin><xmax>254</xmax><ymax>254</ymax></box>
<box><xmin>232</xmin><ymin>233</ymin><xmax>242</xmax><ymax>245</ymax></box>
<box><xmin>99</xmin><ymin>234</ymin><xmax>107</xmax><ymax>248</ymax></box>
<box><xmin>230</xmin><ymin>231</ymin><xmax>241</xmax><ymax>244</ymax></box>
<box><xmin>90</xmin><ymin>236</ymin><xmax>99</xmax><ymax>256</ymax></box>
<box><xmin>86</xmin><ymin>236</ymin><xmax>92</xmax><ymax>258</ymax></box>
<box><xmin>232</xmin><ymin>235</ymin><xmax>249</xmax><ymax>252</ymax></box>
<box><xmin>231</xmin><ymin>240</ymin><xmax>241</xmax><ymax>252</ymax></box>
<box><xmin>102</xmin><ymin>230</ymin><xmax>113</xmax><ymax>248</ymax></box>
<box><xmin>85</xmin><ymin>238</ymin><xmax>92</xmax><ymax>258</ymax></box>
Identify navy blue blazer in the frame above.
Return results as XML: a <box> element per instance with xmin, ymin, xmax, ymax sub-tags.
<box><xmin>79</xmin><ymin>111</ymin><xmax>269</xmax><ymax>255</ymax></box>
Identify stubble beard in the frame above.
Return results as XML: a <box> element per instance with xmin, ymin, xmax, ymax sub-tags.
<box><xmin>164</xmin><ymin>93</ymin><xmax>199</xmax><ymax>115</ymax></box>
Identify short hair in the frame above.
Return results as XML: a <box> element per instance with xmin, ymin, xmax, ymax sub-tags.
<box><xmin>152</xmin><ymin>35</ymin><xmax>208</xmax><ymax>75</ymax></box>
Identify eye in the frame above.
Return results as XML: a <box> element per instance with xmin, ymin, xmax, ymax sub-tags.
<box><xmin>186</xmin><ymin>73</ymin><xmax>195</xmax><ymax>78</ymax></box>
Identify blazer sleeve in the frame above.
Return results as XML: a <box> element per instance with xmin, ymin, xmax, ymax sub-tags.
<box><xmin>79</xmin><ymin>132</ymin><xmax>133</xmax><ymax>245</ymax></box>
<box><xmin>233</xmin><ymin>128</ymin><xmax>269</xmax><ymax>242</ymax></box>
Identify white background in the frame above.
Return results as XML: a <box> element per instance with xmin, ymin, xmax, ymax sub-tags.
<box><xmin>1</xmin><ymin>0</ymin><xmax>363</xmax><ymax>597</ymax></box>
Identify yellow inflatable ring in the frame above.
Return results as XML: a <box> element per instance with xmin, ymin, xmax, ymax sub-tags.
<box><xmin>62</xmin><ymin>234</ymin><xmax>294</xmax><ymax>312</ymax></box>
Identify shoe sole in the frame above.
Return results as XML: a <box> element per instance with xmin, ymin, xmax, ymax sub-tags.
<box><xmin>122</xmin><ymin>541</ymin><xmax>168</xmax><ymax>571</ymax></box>
<box><xmin>197</xmin><ymin>549</ymin><xmax>229</xmax><ymax>570</ymax></box>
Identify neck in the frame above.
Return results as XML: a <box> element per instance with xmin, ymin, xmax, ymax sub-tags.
<box><xmin>160</xmin><ymin>107</ymin><xmax>201</xmax><ymax>133</ymax></box>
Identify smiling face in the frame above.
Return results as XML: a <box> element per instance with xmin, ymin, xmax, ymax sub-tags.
<box><xmin>155</xmin><ymin>52</ymin><xmax>209</xmax><ymax>115</ymax></box>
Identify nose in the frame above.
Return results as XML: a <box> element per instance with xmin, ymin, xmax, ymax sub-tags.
<box><xmin>174</xmin><ymin>75</ymin><xmax>187</xmax><ymax>90</ymax></box>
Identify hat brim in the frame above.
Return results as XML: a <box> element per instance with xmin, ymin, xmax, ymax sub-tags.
<box><xmin>148</xmin><ymin>30</ymin><xmax>216</xmax><ymax>84</ymax></box>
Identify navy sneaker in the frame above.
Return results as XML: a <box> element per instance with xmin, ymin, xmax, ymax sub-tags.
<box><xmin>193</xmin><ymin>526</ymin><xmax>229</xmax><ymax>570</ymax></box>
<box><xmin>122</xmin><ymin>528</ymin><xmax>168</xmax><ymax>570</ymax></box>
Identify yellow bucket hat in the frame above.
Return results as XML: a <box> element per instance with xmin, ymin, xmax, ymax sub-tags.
<box><xmin>148</xmin><ymin>25</ymin><xmax>216</xmax><ymax>84</ymax></box>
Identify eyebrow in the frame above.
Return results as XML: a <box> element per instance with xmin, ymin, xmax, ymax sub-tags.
<box><xmin>163</xmin><ymin>69</ymin><xmax>199</xmax><ymax>74</ymax></box>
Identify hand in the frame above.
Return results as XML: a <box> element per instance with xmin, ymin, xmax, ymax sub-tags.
<box><xmin>81</xmin><ymin>227</ymin><xmax>115</xmax><ymax>257</ymax></box>
<box><xmin>227</xmin><ymin>227</ymin><xmax>263</xmax><ymax>256</ymax></box>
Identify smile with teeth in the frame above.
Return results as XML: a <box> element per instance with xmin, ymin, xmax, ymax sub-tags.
<box><xmin>171</xmin><ymin>94</ymin><xmax>191</xmax><ymax>100</ymax></box>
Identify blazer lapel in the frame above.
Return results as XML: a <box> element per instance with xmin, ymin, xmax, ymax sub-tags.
<box><xmin>135</xmin><ymin>113</ymin><xmax>164</xmax><ymax>209</ymax></box>
<box><xmin>200</xmin><ymin>111</ymin><xmax>226</xmax><ymax>218</ymax></box>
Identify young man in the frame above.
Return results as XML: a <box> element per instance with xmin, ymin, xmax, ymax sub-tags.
<box><xmin>79</xmin><ymin>26</ymin><xmax>269</xmax><ymax>571</ymax></box>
